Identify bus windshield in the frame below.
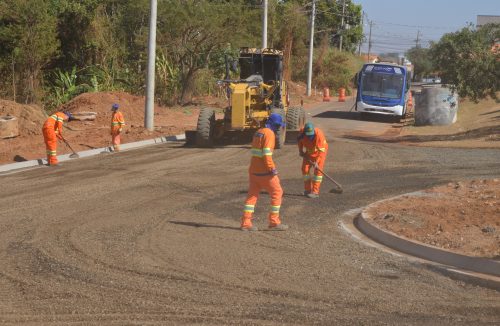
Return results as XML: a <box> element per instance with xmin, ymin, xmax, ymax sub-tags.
<box><xmin>361</xmin><ymin>71</ymin><xmax>404</xmax><ymax>99</ymax></box>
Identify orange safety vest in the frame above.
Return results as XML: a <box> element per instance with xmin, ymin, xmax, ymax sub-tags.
<box><xmin>248</xmin><ymin>127</ymin><xmax>276</xmax><ymax>175</ymax></box>
<box><xmin>43</xmin><ymin>112</ymin><xmax>66</xmax><ymax>138</ymax></box>
<box><xmin>298</xmin><ymin>127</ymin><xmax>328</xmax><ymax>159</ymax></box>
<box><xmin>111</xmin><ymin>111</ymin><xmax>125</xmax><ymax>134</ymax></box>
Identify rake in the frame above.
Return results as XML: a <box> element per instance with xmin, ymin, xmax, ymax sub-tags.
<box><xmin>305</xmin><ymin>157</ymin><xmax>343</xmax><ymax>194</ymax></box>
<box><xmin>62</xmin><ymin>138</ymin><xmax>80</xmax><ymax>159</ymax></box>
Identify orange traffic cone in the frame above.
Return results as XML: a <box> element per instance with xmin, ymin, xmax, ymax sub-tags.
<box><xmin>338</xmin><ymin>88</ymin><xmax>346</xmax><ymax>102</ymax></box>
<box><xmin>323</xmin><ymin>87</ymin><xmax>331</xmax><ymax>102</ymax></box>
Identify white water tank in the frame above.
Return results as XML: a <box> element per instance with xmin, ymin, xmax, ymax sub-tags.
<box><xmin>415</xmin><ymin>86</ymin><xmax>458</xmax><ymax>126</ymax></box>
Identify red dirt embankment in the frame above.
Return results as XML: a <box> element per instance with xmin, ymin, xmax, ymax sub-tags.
<box><xmin>0</xmin><ymin>92</ymin><xmax>199</xmax><ymax>163</ymax></box>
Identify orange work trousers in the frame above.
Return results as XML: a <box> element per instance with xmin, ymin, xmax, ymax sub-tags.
<box><xmin>242</xmin><ymin>173</ymin><xmax>283</xmax><ymax>228</ymax></box>
<box><xmin>302</xmin><ymin>153</ymin><xmax>327</xmax><ymax>194</ymax></box>
<box><xmin>42</xmin><ymin>128</ymin><xmax>58</xmax><ymax>165</ymax></box>
<box><xmin>111</xmin><ymin>132</ymin><xmax>121</xmax><ymax>151</ymax></box>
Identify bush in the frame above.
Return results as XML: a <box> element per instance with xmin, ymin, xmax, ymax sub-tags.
<box><xmin>292</xmin><ymin>48</ymin><xmax>364</xmax><ymax>95</ymax></box>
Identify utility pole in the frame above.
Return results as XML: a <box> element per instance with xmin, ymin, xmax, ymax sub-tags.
<box><xmin>415</xmin><ymin>30</ymin><xmax>421</xmax><ymax>48</ymax></box>
<box><xmin>339</xmin><ymin>0</ymin><xmax>346</xmax><ymax>51</ymax></box>
<box><xmin>367</xmin><ymin>20</ymin><xmax>373</xmax><ymax>63</ymax></box>
<box><xmin>262</xmin><ymin>0</ymin><xmax>268</xmax><ymax>49</ymax></box>
<box><xmin>357</xmin><ymin>11</ymin><xmax>364</xmax><ymax>56</ymax></box>
<box><xmin>306</xmin><ymin>0</ymin><xmax>316</xmax><ymax>96</ymax></box>
<box><xmin>144</xmin><ymin>0</ymin><xmax>157</xmax><ymax>131</ymax></box>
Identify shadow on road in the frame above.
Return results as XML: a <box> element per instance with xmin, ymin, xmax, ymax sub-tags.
<box><xmin>169</xmin><ymin>220</ymin><xmax>240</xmax><ymax>231</ymax></box>
<box><xmin>313</xmin><ymin>111</ymin><xmax>398</xmax><ymax>124</ymax></box>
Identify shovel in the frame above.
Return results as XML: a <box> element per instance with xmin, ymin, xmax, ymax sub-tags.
<box><xmin>61</xmin><ymin>138</ymin><xmax>80</xmax><ymax>159</ymax></box>
<box><xmin>305</xmin><ymin>157</ymin><xmax>343</xmax><ymax>194</ymax></box>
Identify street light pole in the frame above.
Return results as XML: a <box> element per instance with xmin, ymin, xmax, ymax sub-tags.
<box><xmin>306</xmin><ymin>0</ymin><xmax>316</xmax><ymax>96</ymax></box>
<box><xmin>262</xmin><ymin>0</ymin><xmax>268</xmax><ymax>49</ymax></box>
<box><xmin>145</xmin><ymin>0</ymin><xmax>157</xmax><ymax>131</ymax></box>
<box><xmin>339</xmin><ymin>0</ymin><xmax>346</xmax><ymax>51</ymax></box>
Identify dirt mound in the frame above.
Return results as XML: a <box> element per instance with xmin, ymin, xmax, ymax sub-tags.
<box><xmin>0</xmin><ymin>92</ymin><xmax>199</xmax><ymax>164</ymax></box>
<box><xmin>367</xmin><ymin>179</ymin><xmax>500</xmax><ymax>258</ymax></box>
<box><xmin>0</xmin><ymin>99</ymin><xmax>47</xmax><ymax>136</ymax></box>
<box><xmin>59</xmin><ymin>91</ymin><xmax>151</xmax><ymax>127</ymax></box>
<box><xmin>287</xmin><ymin>81</ymin><xmax>325</xmax><ymax>107</ymax></box>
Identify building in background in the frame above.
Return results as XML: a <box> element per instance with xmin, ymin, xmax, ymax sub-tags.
<box><xmin>477</xmin><ymin>15</ymin><xmax>500</xmax><ymax>28</ymax></box>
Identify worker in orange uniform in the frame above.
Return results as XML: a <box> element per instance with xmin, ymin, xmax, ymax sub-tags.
<box><xmin>241</xmin><ymin>113</ymin><xmax>289</xmax><ymax>231</ymax></box>
<box><xmin>42</xmin><ymin>111</ymin><xmax>72</xmax><ymax>166</ymax></box>
<box><xmin>298</xmin><ymin>122</ymin><xmax>329</xmax><ymax>198</ymax></box>
<box><xmin>110</xmin><ymin>103</ymin><xmax>125</xmax><ymax>151</ymax></box>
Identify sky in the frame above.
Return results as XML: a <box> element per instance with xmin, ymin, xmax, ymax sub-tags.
<box><xmin>353</xmin><ymin>0</ymin><xmax>500</xmax><ymax>55</ymax></box>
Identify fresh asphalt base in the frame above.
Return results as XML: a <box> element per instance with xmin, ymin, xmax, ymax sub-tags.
<box><xmin>0</xmin><ymin>102</ymin><xmax>499</xmax><ymax>324</ymax></box>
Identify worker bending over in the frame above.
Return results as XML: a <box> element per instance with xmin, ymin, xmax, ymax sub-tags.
<box><xmin>298</xmin><ymin>122</ymin><xmax>329</xmax><ymax>198</ymax></box>
<box><xmin>241</xmin><ymin>113</ymin><xmax>288</xmax><ymax>231</ymax></box>
<box><xmin>42</xmin><ymin>111</ymin><xmax>72</xmax><ymax>166</ymax></box>
<box><xmin>110</xmin><ymin>103</ymin><xmax>125</xmax><ymax>151</ymax></box>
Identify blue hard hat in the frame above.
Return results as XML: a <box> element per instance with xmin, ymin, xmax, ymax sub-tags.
<box><xmin>111</xmin><ymin>103</ymin><xmax>119</xmax><ymax>110</ymax></box>
<box><xmin>64</xmin><ymin>111</ymin><xmax>73</xmax><ymax>121</ymax></box>
<box><xmin>268</xmin><ymin>113</ymin><xmax>285</xmax><ymax>127</ymax></box>
<box><xmin>304</xmin><ymin>122</ymin><xmax>315</xmax><ymax>136</ymax></box>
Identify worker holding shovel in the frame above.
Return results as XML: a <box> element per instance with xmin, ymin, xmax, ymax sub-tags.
<box><xmin>42</xmin><ymin>111</ymin><xmax>72</xmax><ymax>166</ymax></box>
<box><xmin>110</xmin><ymin>103</ymin><xmax>125</xmax><ymax>151</ymax></box>
<box><xmin>298</xmin><ymin>122</ymin><xmax>329</xmax><ymax>198</ymax></box>
<box><xmin>241</xmin><ymin>113</ymin><xmax>289</xmax><ymax>232</ymax></box>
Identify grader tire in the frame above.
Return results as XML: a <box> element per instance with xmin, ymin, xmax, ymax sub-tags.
<box><xmin>196</xmin><ymin>108</ymin><xmax>216</xmax><ymax>147</ymax></box>
<box><xmin>286</xmin><ymin>107</ymin><xmax>305</xmax><ymax>131</ymax></box>
<box><xmin>271</xmin><ymin>108</ymin><xmax>286</xmax><ymax>149</ymax></box>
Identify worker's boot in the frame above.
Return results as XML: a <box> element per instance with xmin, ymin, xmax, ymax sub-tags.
<box><xmin>307</xmin><ymin>193</ymin><xmax>319</xmax><ymax>198</ymax></box>
<box><xmin>241</xmin><ymin>225</ymin><xmax>259</xmax><ymax>232</ymax></box>
<box><xmin>241</xmin><ymin>213</ymin><xmax>257</xmax><ymax>231</ymax></box>
<box><xmin>268</xmin><ymin>223</ymin><xmax>289</xmax><ymax>231</ymax></box>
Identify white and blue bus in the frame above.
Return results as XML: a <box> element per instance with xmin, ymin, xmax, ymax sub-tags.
<box><xmin>355</xmin><ymin>63</ymin><xmax>411</xmax><ymax>119</ymax></box>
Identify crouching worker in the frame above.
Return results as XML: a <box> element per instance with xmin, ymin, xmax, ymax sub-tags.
<box><xmin>241</xmin><ymin>113</ymin><xmax>289</xmax><ymax>231</ymax></box>
<box><xmin>110</xmin><ymin>103</ymin><xmax>125</xmax><ymax>151</ymax></box>
<box><xmin>298</xmin><ymin>122</ymin><xmax>328</xmax><ymax>198</ymax></box>
<box><xmin>42</xmin><ymin>111</ymin><xmax>72</xmax><ymax>166</ymax></box>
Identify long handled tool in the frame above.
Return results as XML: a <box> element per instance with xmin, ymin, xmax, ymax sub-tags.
<box><xmin>305</xmin><ymin>157</ymin><xmax>343</xmax><ymax>194</ymax></box>
<box><xmin>61</xmin><ymin>138</ymin><xmax>80</xmax><ymax>158</ymax></box>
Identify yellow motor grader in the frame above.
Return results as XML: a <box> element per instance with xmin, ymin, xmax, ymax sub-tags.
<box><xmin>195</xmin><ymin>48</ymin><xmax>305</xmax><ymax>148</ymax></box>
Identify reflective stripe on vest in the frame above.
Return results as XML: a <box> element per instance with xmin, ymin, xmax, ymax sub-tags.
<box><xmin>50</xmin><ymin>114</ymin><xmax>64</xmax><ymax>122</ymax></box>
<box><xmin>251</xmin><ymin>147</ymin><xmax>272</xmax><ymax>158</ymax></box>
<box><xmin>251</xmin><ymin>148</ymin><xmax>263</xmax><ymax>157</ymax></box>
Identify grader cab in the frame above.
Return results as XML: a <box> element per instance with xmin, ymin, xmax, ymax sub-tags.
<box><xmin>195</xmin><ymin>48</ymin><xmax>305</xmax><ymax>148</ymax></box>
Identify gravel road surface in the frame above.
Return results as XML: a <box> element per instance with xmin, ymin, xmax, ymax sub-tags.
<box><xmin>1</xmin><ymin>101</ymin><xmax>499</xmax><ymax>325</ymax></box>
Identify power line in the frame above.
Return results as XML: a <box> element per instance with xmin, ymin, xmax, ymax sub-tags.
<box><xmin>368</xmin><ymin>19</ymin><xmax>464</xmax><ymax>30</ymax></box>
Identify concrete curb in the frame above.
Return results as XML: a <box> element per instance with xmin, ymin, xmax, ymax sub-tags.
<box><xmin>356</xmin><ymin>195</ymin><xmax>500</xmax><ymax>277</ymax></box>
<box><xmin>0</xmin><ymin>133</ymin><xmax>186</xmax><ymax>174</ymax></box>
<box><xmin>339</xmin><ymin>211</ymin><xmax>500</xmax><ymax>291</ymax></box>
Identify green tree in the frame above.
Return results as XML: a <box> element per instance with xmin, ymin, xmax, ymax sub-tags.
<box><xmin>315</xmin><ymin>0</ymin><xmax>362</xmax><ymax>52</ymax></box>
<box><xmin>405</xmin><ymin>46</ymin><xmax>433</xmax><ymax>81</ymax></box>
<box><xmin>0</xmin><ymin>0</ymin><xmax>59</xmax><ymax>103</ymax></box>
<box><xmin>429</xmin><ymin>23</ymin><xmax>500</xmax><ymax>102</ymax></box>
<box><xmin>154</xmin><ymin>0</ymin><xmax>261</xmax><ymax>103</ymax></box>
